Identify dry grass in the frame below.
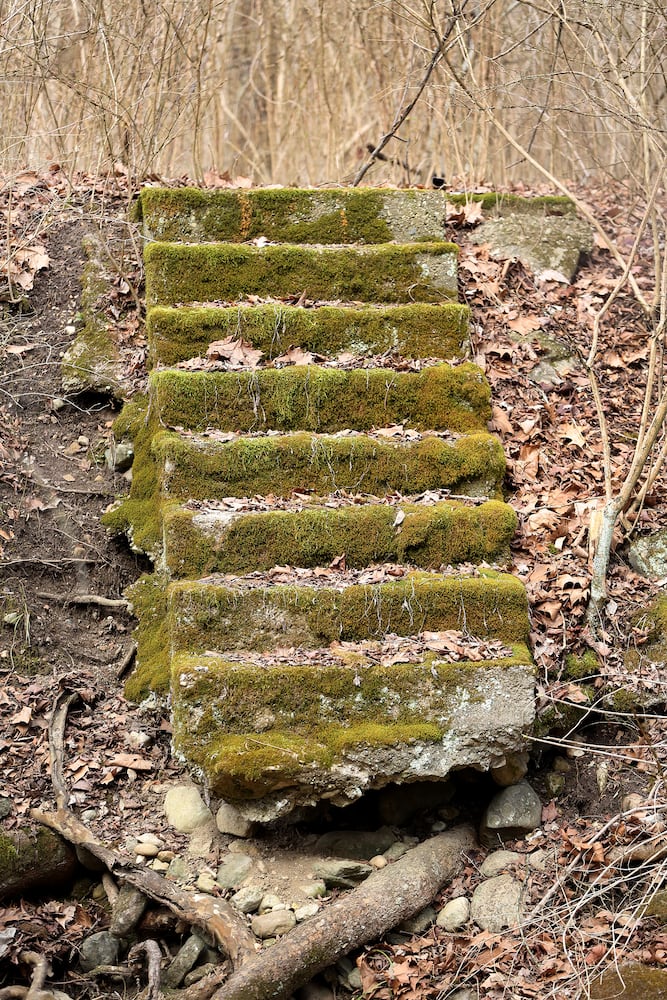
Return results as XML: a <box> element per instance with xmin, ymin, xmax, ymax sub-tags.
<box><xmin>0</xmin><ymin>1</ymin><xmax>663</xmax><ymax>187</ymax></box>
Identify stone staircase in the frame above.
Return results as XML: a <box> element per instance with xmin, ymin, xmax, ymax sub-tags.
<box><xmin>108</xmin><ymin>187</ymin><xmax>535</xmax><ymax>823</ymax></box>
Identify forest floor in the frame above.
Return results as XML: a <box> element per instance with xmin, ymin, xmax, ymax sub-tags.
<box><xmin>1</xmin><ymin>168</ymin><xmax>666</xmax><ymax>1000</ymax></box>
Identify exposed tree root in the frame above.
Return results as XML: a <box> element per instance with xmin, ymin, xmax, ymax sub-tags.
<box><xmin>210</xmin><ymin>825</ymin><xmax>476</xmax><ymax>1000</ymax></box>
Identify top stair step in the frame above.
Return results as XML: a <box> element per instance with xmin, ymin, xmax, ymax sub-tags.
<box><xmin>139</xmin><ymin>187</ymin><xmax>453</xmax><ymax>244</ymax></box>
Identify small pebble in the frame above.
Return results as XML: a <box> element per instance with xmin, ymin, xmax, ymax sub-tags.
<box><xmin>369</xmin><ymin>855</ymin><xmax>387</xmax><ymax>869</ymax></box>
<box><xmin>196</xmin><ymin>873</ymin><xmax>217</xmax><ymax>893</ymax></box>
<box><xmin>302</xmin><ymin>881</ymin><xmax>328</xmax><ymax>899</ymax></box>
<box><xmin>135</xmin><ymin>842</ymin><xmax>159</xmax><ymax>858</ymax></box>
<box><xmin>137</xmin><ymin>833</ymin><xmax>164</xmax><ymax>848</ymax></box>
<box><xmin>259</xmin><ymin>893</ymin><xmax>284</xmax><ymax>914</ymax></box>
<box><xmin>51</xmin><ymin>397</ymin><xmax>66</xmax><ymax>411</ymax></box>
<box><xmin>77</xmin><ymin>435</ymin><xmax>90</xmax><ymax>447</ymax></box>
<box><xmin>151</xmin><ymin>859</ymin><xmax>170</xmax><ymax>872</ymax></box>
<box><xmin>158</xmin><ymin>850</ymin><xmax>175</xmax><ymax>862</ymax></box>
<box><xmin>294</xmin><ymin>902</ymin><xmax>320</xmax><ymax>922</ymax></box>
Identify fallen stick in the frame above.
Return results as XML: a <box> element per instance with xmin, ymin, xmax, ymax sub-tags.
<box><xmin>36</xmin><ymin>591</ymin><xmax>130</xmax><ymax>609</ymax></box>
<box><xmin>30</xmin><ymin>808</ymin><xmax>256</xmax><ymax>970</ymax></box>
<box><xmin>211</xmin><ymin>824</ymin><xmax>476</xmax><ymax>1000</ymax></box>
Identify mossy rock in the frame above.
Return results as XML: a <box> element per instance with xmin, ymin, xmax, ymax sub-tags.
<box><xmin>447</xmin><ymin>193</ymin><xmax>577</xmax><ymax>216</ymax></box>
<box><xmin>162</xmin><ymin>498</ymin><xmax>517</xmax><ymax>577</ymax></box>
<box><xmin>62</xmin><ymin>235</ymin><xmax>122</xmax><ymax>396</ymax></box>
<box><xmin>138</xmin><ymin>187</ymin><xmax>456</xmax><ymax>244</ymax></box>
<box><xmin>148</xmin><ymin>363</ymin><xmax>490</xmax><ymax>435</ymax></box>
<box><xmin>470</xmin><ymin>214</ymin><xmax>593</xmax><ymax>282</ymax></box>
<box><xmin>0</xmin><ymin>825</ymin><xmax>78</xmax><ymax>901</ymax></box>
<box><xmin>146</xmin><ymin>302</ymin><xmax>471</xmax><ymax>368</ymax></box>
<box><xmin>588</xmin><ymin>963</ymin><xmax>667</xmax><ymax>999</ymax></box>
<box><xmin>624</xmin><ymin>596</ymin><xmax>667</xmax><ymax>696</ymax></box>
<box><xmin>154</xmin><ymin>430</ymin><xmax>506</xmax><ymax>502</ymax></box>
<box><xmin>168</xmin><ymin>570</ymin><xmax>530</xmax><ymax>654</ymax></box>
<box><xmin>170</xmin><ymin>650</ymin><xmax>535</xmax><ymax>812</ymax></box>
<box><xmin>144</xmin><ymin>242</ymin><xmax>458</xmax><ymax>308</ymax></box>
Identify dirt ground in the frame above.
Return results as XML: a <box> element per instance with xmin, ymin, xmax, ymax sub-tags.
<box><xmin>1</xmin><ymin>179</ymin><xmax>666</xmax><ymax>999</ymax></box>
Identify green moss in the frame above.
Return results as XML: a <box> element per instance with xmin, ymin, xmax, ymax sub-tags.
<box><xmin>149</xmin><ymin>363</ymin><xmax>490</xmax><ymax>434</ymax></box>
<box><xmin>123</xmin><ymin>573</ymin><xmax>171</xmax><ymax>702</ymax></box>
<box><xmin>62</xmin><ymin>240</ymin><xmax>121</xmax><ymax>395</ymax></box>
<box><xmin>163</xmin><ymin>499</ymin><xmax>517</xmax><ymax>577</ymax></box>
<box><xmin>446</xmin><ymin>193</ymin><xmax>576</xmax><ymax>216</ymax></box>
<box><xmin>168</xmin><ymin>571</ymin><xmax>530</xmax><ymax>656</ymax></box>
<box><xmin>147</xmin><ymin>302</ymin><xmax>471</xmax><ymax>368</ymax></box>
<box><xmin>156</xmin><ymin>430</ymin><xmax>506</xmax><ymax>501</ymax></box>
<box><xmin>144</xmin><ymin>242</ymin><xmax>458</xmax><ymax>308</ymax></box>
<box><xmin>589</xmin><ymin>963</ymin><xmax>667</xmax><ymax>999</ymax></box>
<box><xmin>101</xmin><ymin>396</ymin><xmax>165</xmax><ymax>556</ymax></box>
<box><xmin>564</xmin><ymin>650</ymin><xmax>599</xmax><ymax>679</ymax></box>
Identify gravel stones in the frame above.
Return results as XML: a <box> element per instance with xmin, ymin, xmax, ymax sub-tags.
<box><xmin>437</xmin><ymin>896</ymin><xmax>470</xmax><ymax>932</ymax></box>
<box><xmin>164</xmin><ymin>785</ymin><xmax>212</xmax><ymax>833</ymax></box>
<box><xmin>480</xmin><ymin>781</ymin><xmax>542</xmax><ymax>847</ymax></box>
<box><xmin>216</xmin><ymin>853</ymin><xmax>254</xmax><ymax>888</ymax></box>
<box><xmin>216</xmin><ymin>801</ymin><xmax>254</xmax><ymax>838</ymax></box>
<box><xmin>471</xmin><ymin>873</ymin><xmax>523</xmax><ymax>932</ymax></box>
<box><xmin>251</xmin><ymin>909</ymin><xmax>296</xmax><ymax>939</ymax></box>
<box><xmin>79</xmin><ymin>931</ymin><xmax>120</xmax><ymax>972</ymax></box>
<box><xmin>315</xmin><ymin>827</ymin><xmax>396</xmax><ymax>860</ymax></box>
<box><xmin>312</xmin><ymin>859</ymin><xmax>373</xmax><ymax>889</ymax></box>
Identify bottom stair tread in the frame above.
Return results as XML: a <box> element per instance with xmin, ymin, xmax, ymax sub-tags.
<box><xmin>171</xmin><ymin>643</ymin><xmax>535</xmax><ymax>819</ymax></box>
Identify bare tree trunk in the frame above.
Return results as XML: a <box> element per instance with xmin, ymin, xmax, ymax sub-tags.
<box><xmin>211</xmin><ymin>825</ymin><xmax>476</xmax><ymax>1000</ymax></box>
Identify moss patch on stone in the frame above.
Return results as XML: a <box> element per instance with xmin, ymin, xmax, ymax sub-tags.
<box><xmin>62</xmin><ymin>236</ymin><xmax>121</xmax><ymax>395</ymax></box>
<box><xmin>447</xmin><ymin>193</ymin><xmax>577</xmax><ymax>216</ymax></box>
<box><xmin>163</xmin><ymin>498</ymin><xmax>517</xmax><ymax>577</ymax></box>
<box><xmin>147</xmin><ymin>302</ymin><xmax>471</xmax><ymax>368</ymax></box>
<box><xmin>149</xmin><ymin>363</ymin><xmax>490</xmax><ymax>434</ymax></box>
<box><xmin>144</xmin><ymin>242</ymin><xmax>458</xmax><ymax>308</ymax></box>
<box><xmin>168</xmin><ymin>570</ymin><xmax>530</xmax><ymax>656</ymax></box>
<box><xmin>101</xmin><ymin>396</ymin><xmax>166</xmax><ymax>557</ymax></box>
<box><xmin>123</xmin><ymin>573</ymin><xmax>171</xmax><ymax>702</ymax></box>
<box><xmin>155</xmin><ymin>430</ymin><xmax>506</xmax><ymax>501</ymax></box>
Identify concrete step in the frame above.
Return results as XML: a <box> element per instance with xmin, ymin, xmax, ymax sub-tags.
<box><xmin>124</xmin><ymin>567</ymin><xmax>530</xmax><ymax>702</ymax></box>
<box><xmin>170</xmin><ymin>644</ymin><xmax>535</xmax><ymax>818</ymax></box>
<box><xmin>147</xmin><ymin>302</ymin><xmax>471</xmax><ymax>368</ymax></box>
<box><xmin>139</xmin><ymin>186</ymin><xmax>454</xmax><ymax>244</ymax></box>
<box><xmin>138</xmin><ymin>185</ymin><xmax>576</xmax><ymax>245</ymax></box>
<box><xmin>148</xmin><ymin>363</ymin><xmax>490</xmax><ymax>435</ymax></box>
<box><xmin>145</xmin><ymin>242</ymin><xmax>458</xmax><ymax>308</ymax></box>
<box><xmin>153</xmin><ymin>428</ymin><xmax>506</xmax><ymax>501</ymax></box>
<box><xmin>161</xmin><ymin>496</ymin><xmax>518</xmax><ymax>578</ymax></box>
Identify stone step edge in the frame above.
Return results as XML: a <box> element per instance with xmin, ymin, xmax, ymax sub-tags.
<box><xmin>161</xmin><ymin>496</ymin><xmax>517</xmax><ymax>578</ymax></box>
<box><xmin>171</xmin><ymin>649</ymin><xmax>535</xmax><ymax>810</ymax></box>
<box><xmin>102</xmin><ymin>399</ymin><xmax>505</xmax><ymax>562</ymax></box>
<box><xmin>124</xmin><ymin>569</ymin><xmax>530</xmax><ymax>702</ymax></box>
<box><xmin>148</xmin><ymin>363</ymin><xmax>491</xmax><ymax>435</ymax></box>
<box><xmin>144</xmin><ymin>242</ymin><xmax>459</xmax><ymax>309</ymax></box>
<box><xmin>153</xmin><ymin>428</ymin><xmax>506</xmax><ymax>504</ymax></box>
<box><xmin>137</xmin><ymin>185</ymin><xmax>577</xmax><ymax>244</ymax></box>
<box><xmin>146</xmin><ymin>302</ymin><xmax>471</xmax><ymax>368</ymax></box>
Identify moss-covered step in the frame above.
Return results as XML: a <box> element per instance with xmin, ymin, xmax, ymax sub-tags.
<box><xmin>171</xmin><ymin>648</ymin><xmax>535</xmax><ymax>818</ymax></box>
<box><xmin>147</xmin><ymin>303</ymin><xmax>471</xmax><ymax>368</ymax></box>
<box><xmin>138</xmin><ymin>187</ymin><xmax>453</xmax><ymax>244</ymax></box>
<box><xmin>137</xmin><ymin>185</ymin><xmax>577</xmax><ymax>244</ymax></box>
<box><xmin>168</xmin><ymin>570</ymin><xmax>530</xmax><ymax>654</ymax></box>
<box><xmin>149</xmin><ymin>364</ymin><xmax>490</xmax><ymax>434</ymax></box>
<box><xmin>162</xmin><ymin>498</ymin><xmax>517</xmax><ymax>578</ymax></box>
<box><xmin>153</xmin><ymin>430</ymin><xmax>506</xmax><ymax>501</ymax></box>
<box><xmin>144</xmin><ymin>242</ymin><xmax>458</xmax><ymax>308</ymax></box>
